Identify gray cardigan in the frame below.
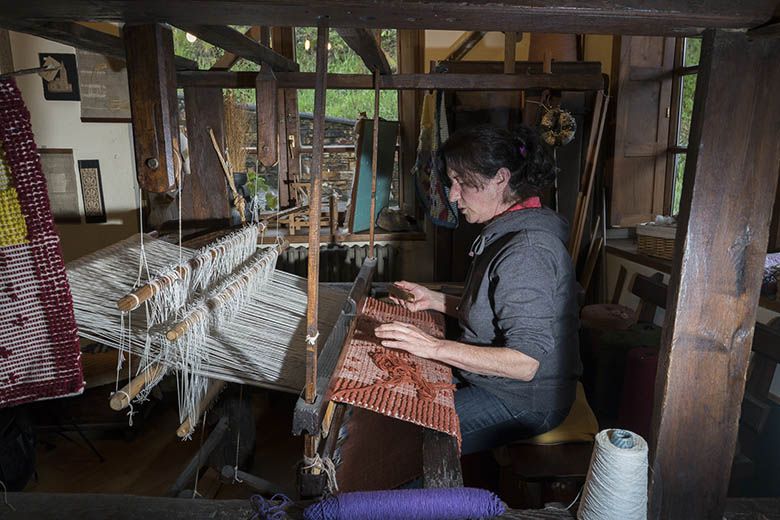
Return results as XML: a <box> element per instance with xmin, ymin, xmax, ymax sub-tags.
<box><xmin>456</xmin><ymin>207</ymin><xmax>581</xmax><ymax>412</ymax></box>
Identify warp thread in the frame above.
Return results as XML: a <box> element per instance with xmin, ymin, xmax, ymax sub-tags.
<box><xmin>303</xmin><ymin>487</ymin><xmax>505</xmax><ymax>520</ymax></box>
<box><xmin>577</xmin><ymin>429</ymin><xmax>648</xmax><ymax>520</ymax></box>
<box><xmin>250</xmin><ymin>493</ymin><xmax>292</xmax><ymax>520</ymax></box>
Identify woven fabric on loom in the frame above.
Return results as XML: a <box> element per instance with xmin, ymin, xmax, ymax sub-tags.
<box><xmin>0</xmin><ymin>78</ymin><xmax>83</xmax><ymax>408</ymax></box>
<box><xmin>327</xmin><ymin>297</ymin><xmax>461</xmax><ymax>448</ymax></box>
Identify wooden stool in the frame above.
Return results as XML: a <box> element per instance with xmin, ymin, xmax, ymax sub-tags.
<box><xmin>494</xmin><ymin>382</ymin><xmax>598</xmax><ymax>507</ymax></box>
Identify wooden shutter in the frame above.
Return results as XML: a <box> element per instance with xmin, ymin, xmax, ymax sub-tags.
<box><xmin>610</xmin><ymin>36</ymin><xmax>674</xmax><ymax>226</ymax></box>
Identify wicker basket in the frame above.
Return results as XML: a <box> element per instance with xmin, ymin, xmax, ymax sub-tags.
<box><xmin>636</xmin><ymin>224</ymin><xmax>677</xmax><ymax>260</ymax></box>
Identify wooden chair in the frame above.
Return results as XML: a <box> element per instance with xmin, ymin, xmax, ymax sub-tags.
<box><xmin>580</xmin><ymin>270</ymin><xmax>667</xmax><ymax>331</ymax></box>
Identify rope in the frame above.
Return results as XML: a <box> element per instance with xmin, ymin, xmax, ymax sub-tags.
<box><xmin>0</xmin><ymin>480</ymin><xmax>16</xmax><ymax>512</ymax></box>
<box><xmin>302</xmin><ymin>453</ymin><xmax>339</xmax><ymax>494</ymax></box>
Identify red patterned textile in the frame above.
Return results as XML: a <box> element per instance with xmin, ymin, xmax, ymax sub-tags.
<box><xmin>327</xmin><ymin>297</ymin><xmax>461</xmax><ymax>448</ymax></box>
<box><xmin>0</xmin><ymin>78</ymin><xmax>83</xmax><ymax>408</ymax></box>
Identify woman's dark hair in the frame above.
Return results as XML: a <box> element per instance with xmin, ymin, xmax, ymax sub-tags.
<box><xmin>437</xmin><ymin>124</ymin><xmax>556</xmax><ymax>202</ymax></box>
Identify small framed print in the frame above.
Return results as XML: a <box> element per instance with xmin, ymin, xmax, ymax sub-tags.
<box><xmin>77</xmin><ymin>160</ymin><xmax>107</xmax><ymax>223</ymax></box>
<box><xmin>39</xmin><ymin>53</ymin><xmax>80</xmax><ymax>101</ymax></box>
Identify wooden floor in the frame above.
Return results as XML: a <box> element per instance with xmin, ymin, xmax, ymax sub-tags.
<box><xmin>23</xmin><ymin>386</ymin><xmax>301</xmax><ymax>500</ymax></box>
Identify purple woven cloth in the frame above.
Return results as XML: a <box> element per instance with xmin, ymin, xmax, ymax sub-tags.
<box><xmin>303</xmin><ymin>488</ymin><xmax>506</xmax><ymax>520</ymax></box>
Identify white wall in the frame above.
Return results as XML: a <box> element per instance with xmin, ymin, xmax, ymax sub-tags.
<box><xmin>8</xmin><ymin>31</ymin><xmax>139</xmax><ymax>262</ymax></box>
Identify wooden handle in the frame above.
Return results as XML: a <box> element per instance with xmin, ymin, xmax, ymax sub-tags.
<box><xmin>110</xmin><ymin>363</ymin><xmax>166</xmax><ymax>411</ymax></box>
<box><xmin>177</xmin><ymin>380</ymin><xmax>227</xmax><ymax>437</ymax></box>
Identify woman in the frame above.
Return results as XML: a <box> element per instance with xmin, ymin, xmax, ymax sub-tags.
<box><xmin>375</xmin><ymin>124</ymin><xmax>581</xmax><ymax>455</ymax></box>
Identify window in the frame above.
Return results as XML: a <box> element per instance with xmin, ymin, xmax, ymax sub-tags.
<box><xmin>667</xmin><ymin>37</ymin><xmax>700</xmax><ymax>215</ymax></box>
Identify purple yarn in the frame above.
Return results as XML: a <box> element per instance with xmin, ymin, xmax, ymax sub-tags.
<box><xmin>303</xmin><ymin>487</ymin><xmax>506</xmax><ymax>520</ymax></box>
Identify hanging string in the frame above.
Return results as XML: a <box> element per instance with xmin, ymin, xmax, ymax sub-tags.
<box><xmin>232</xmin><ymin>384</ymin><xmax>244</xmax><ymax>484</ymax></box>
<box><xmin>0</xmin><ymin>479</ymin><xmax>16</xmax><ymax>512</ymax></box>
<box><xmin>191</xmin><ymin>409</ymin><xmax>208</xmax><ymax>498</ymax></box>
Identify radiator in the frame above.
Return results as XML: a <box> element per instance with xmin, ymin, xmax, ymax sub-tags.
<box><xmin>277</xmin><ymin>244</ymin><xmax>398</xmax><ymax>283</ymax></box>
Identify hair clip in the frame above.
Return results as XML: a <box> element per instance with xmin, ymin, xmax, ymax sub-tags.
<box><xmin>518</xmin><ymin>143</ymin><xmax>528</xmax><ymax>158</ymax></box>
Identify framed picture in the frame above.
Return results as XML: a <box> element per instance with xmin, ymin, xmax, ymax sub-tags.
<box><xmin>38</xmin><ymin>148</ymin><xmax>81</xmax><ymax>223</ymax></box>
<box><xmin>76</xmin><ymin>50</ymin><xmax>131</xmax><ymax>122</ymax></box>
<box><xmin>38</xmin><ymin>53</ymin><xmax>80</xmax><ymax>101</ymax></box>
<box><xmin>77</xmin><ymin>160</ymin><xmax>107</xmax><ymax>223</ymax></box>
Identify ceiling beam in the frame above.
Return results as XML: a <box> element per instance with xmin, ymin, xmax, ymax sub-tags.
<box><xmin>442</xmin><ymin>31</ymin><xmax>486</xmax><ymax>62</ymax></box>
<box><xmin>175</xmin><ymin>24</ymin><xmax>297</xmax><ymax>71</ymax></box>
<box><xmin>210</xmin><ymin>25</ymin><xmax>261</xmax><ymax>70</ymax></box>
<box><xmin>335</xmin><ymin>28</ymin><xmax>391</xmax><ymax>74</ymax></box>
<box><xmin>0</xmin><ymin>18</ymin><xmax>197</xmax><ymax>69</ymax></box>
<box><xmin>177</xmin><ymin>66</ymin><xmax>605</xmax><ymax>91</ymax></box>
<box><xmin>0</xmin><ymin>1</ymin><xmax>775</xmax><ymax>36</ymax></box>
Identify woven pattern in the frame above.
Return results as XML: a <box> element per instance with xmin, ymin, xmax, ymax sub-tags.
<box><xmin>327</xmin><ymin>297</ymin><xmax>461</xmax><ymax>448</ymax></box>
<box><xmin>0</xmin><ymin>78</ymin><xmax>83</xmax><ymax>408</ymax></box>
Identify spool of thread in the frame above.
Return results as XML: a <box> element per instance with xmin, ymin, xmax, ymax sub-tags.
<box><xmin>578</xmin><ymin>429</ymin><xmax>648</xmax><ymax>520</ymax></box>
<box><xmin>303</xmin><ymin>487</ymin><xmax>505</xmax><ymax>520</ymax></box>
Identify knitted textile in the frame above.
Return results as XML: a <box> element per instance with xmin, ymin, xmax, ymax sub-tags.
<box><xmin>327</xmin><ymin>297</ymin><xmax>461</xmax><ymax>448</ymax></box>
<box><xmin>0</xmin><ymin>78</ymin><xmax>83</xmax><ymax>408</ymax></box>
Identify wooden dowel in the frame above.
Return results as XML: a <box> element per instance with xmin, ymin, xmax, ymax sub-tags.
<box><xmin>368</xmin><ymin>68</ymin><xmax>380</xmax><ymax>259</ymax></box>
<box><xmin>177</xmin><ymin>380</ymin><xmax>227</xmax><ymax>437</ymax></box>
<box><xmin>329</xmin><ymin>192</ymin><xmax>338</xmax><ymax>240</ymax></box>
<box><xmin>117</xmin><ymin>226</ymin><xmax>263</xmax><ymax>312</ymax></box>
<box><xmin>110</xmin><ymin>363</ymin><xmax>166</xmax><ymax>411</ymax></box>
<box><xmin>164</xmin><ymin>241</ymin><xmax>288</xmax><ymax>341</ymax></box>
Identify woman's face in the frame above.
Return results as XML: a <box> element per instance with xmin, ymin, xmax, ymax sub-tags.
<box><xmin>446</xmin><ymin>168</ymin><xmax>509</xmax><ymax>224</ymax></box>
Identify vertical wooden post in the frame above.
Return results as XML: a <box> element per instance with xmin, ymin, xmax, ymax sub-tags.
<box><xmin>397</xmin><ymin>29</ymin><xmax>424</xmax><ymax>212</ymax></box>
<box><xmin>256</xmin><ymin>67</ymin><xmax>278</xmax><ymax>168</ymax></box>
<box><xmin>182</xmin><ymin>87</ymin><xmax>231</xmax><ymax>223</ymax></box>
<box><xmin>305</xmin><ymin>21</ymin><xmax>329</xmax><ymax>406</ymax></box>
<box><xmin>503</xmin><ymin>31</ymin><xmax>517</xmax><ymax>74</ymax></box>
<box><xmin>649</xmin><ymin>29</ymin><xmax>780</xmax><ymax>519</ymax></box>
<box><xmin>272</xmin><ymin>27</ymin><xmax>300</xmax><ymax>209</ymax></box>
<box><xmin>368</xmin><ymin>68</ymin><xmax>380</xmax><ymax>259</ymax></box>
<box><xmin>124</xmin><ymin>24</ymin><xmax>180</xmax><ymax>193</ymax></box>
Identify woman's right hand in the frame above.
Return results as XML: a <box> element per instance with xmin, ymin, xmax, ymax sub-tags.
<box><xmin>389</xmin><ymin>281</ymin><xmax>444</xmax><ymax>313</ymax></box>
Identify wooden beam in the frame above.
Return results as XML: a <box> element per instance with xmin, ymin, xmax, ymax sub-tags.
<box><xmin>335</xmin><ymin>28</ymin><xmax>391</xmax><ymax>74</ymax></box>
<box><xmin>398</xmin><ymin>29</ymin><xmax>424</xmax><ymax>211</ymax></box>
<box><xmin>0</xmin><ymin>17</ymin><xmax>196</xmax><ymax>69</ymax></box>
<box><xmin>177</xmin><ymin>68</ymin><xmax>605</xmax><ymax>91</ymax></box>
<box><xmin>256</xmin><ymin>68</ymin><xmax>277</xmax><ymax>167</ymax></box>
<box><xmin>3</xmin><ymin>1</ymin><xmax>775</xmax><ymax>35</ymax></box>
<box><xmin>443</xmin><ymin>31</ymin><xmax>486</xmax><ymax>62</ymax></box>
<box><xmin>175</xmin><ymin>24</ymin><xmax>297</xmax><ymax>71</ymax></box>
<box><xmin>272</xmin><ymin>27</ymin><xmax>300</xmax><ymax>209</ymax></box>
<box><xmin>504</xmin><ymin>31</ymin><xmax>517</xmax><ymax>73</ymax></box>
<box><xmin>210</xmin><ymin>25</ymin><xmax>261</xmax><ymax>70</ymax></box>
<box><xmin>124</xmin><ymin>24</ymin><xmax>181</xmax><ymax>193</ymax></box>
<box><xmin>182</xmin><ymin>86</ymin><xmax>231</xmax><ymax>222</ymax></box>
<box><xmin>649</xmin><ymin>29</ymin><xmax>780</xmax><ymax>519</ymax></box>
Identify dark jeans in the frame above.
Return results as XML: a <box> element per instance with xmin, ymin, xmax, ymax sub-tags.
<box><xmin>456</xmin><ymin>382</ymin><xmax>569</xmax><ymax>455</ymax></box>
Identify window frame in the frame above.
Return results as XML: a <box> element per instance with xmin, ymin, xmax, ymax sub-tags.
<box><xmin>664</xmin><ymin>37</ymin><xmax>699</xmax><ymax>216</ymax></box>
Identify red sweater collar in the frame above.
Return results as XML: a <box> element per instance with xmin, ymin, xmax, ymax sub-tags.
<box><xmin>506</xmin><ymin>197</ymin><xmax>542</xmax><ymax>212</ymax></box>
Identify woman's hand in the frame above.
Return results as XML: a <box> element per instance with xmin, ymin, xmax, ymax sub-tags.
<box><xmin>388</xmin><ymin>281</ymin><xmax>444</xmax><ymax>313</ymax></box>
<box><xmin>374</xmin><ymin>321</ymin><xmax>445</xmax><ymax>360</ymax></box>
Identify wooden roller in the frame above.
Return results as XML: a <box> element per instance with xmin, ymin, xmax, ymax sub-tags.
<box><xmin>110</xmin><ymin>362</ymin><xmax>166</xmax><ymax>411</ymax></box>
<box><xmin>117</xmin><ymin>224</ymin><xmax>266</xmax><ymax>312</ymax></box>
<box><xmin>165</xmin><ymin>240</ymin><xmax>289</xmax><ymax>341</ymax></box>
<box><xmin>177</xmin><ymin>379</ymin><xmax>228</xmax><ymax>438</ymax></box>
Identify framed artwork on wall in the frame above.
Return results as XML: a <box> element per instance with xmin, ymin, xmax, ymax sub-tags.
<box><xmin>77</xmin><ymin>160</ymin><xmax>107</xmax><ymax>223</ymax></box>
<box><xmin>38</xmin><ymin>148</ymin><xmax>81</xmax><ymax>223</ymax></box>
<box><xmin>38</xmin><ymin>53</ymin><xmax>80</xmax><ymax>101</ymax></box>
<box><xmin>76</xmin><ymin>50</ymin><xmax>131</xmax><ymax>122</ymax></box>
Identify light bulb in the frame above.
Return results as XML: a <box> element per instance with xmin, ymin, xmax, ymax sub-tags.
<box><xmin>327</xmin><ymin>42</ymin><xmax>332</xmax><ymax>51</ymax></box>
<box><xmin>185</xmin><ymin>32</ymin><xmax>197</xmax><ymax>43</ymax></box>
<box><xmin>304</xmin><ymin>38</ymin><xmax>311</xmax><ymax>51</ymax></box>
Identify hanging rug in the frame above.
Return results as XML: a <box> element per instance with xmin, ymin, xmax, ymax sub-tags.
<box><xmin>0</xmin><ymin>78</ymin><xmax>83</xmax><ymax>408</ymax></box>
